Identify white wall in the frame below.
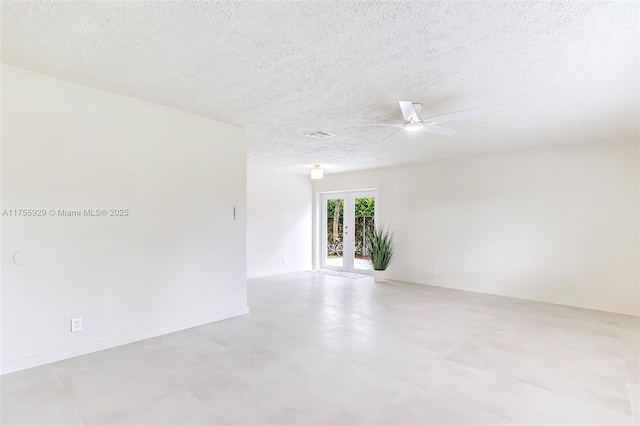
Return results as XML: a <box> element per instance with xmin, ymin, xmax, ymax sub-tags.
<box><xmin>247</xmin><ymin>166</ymin><xmax>312</xmax><ymax>277</ymax></box>
<box><xmin>314</xmin><ymin>142</ymin><xmax>640</xmax><ymax>315</ymax></box>
<box><xmin>1</xmin><ymin>65</ymin><xmax>248</xmax><ymax>374</ymax></box>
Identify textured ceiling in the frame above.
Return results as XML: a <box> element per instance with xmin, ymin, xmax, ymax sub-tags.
<box><xmin>2</xmin><ymin>1</ymin><xmax>638</xmax><ymax>174</ymax></box>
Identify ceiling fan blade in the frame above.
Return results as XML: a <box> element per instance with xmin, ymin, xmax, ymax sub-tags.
<box><xmin>422</xmin><ymin>107</ymin><xmax>485</xmax><ymax>125</ymax></box>
<box><xmin>382</xmin><ymin>128</ymin><xmax>403</xmax><ymax>140</ymax></box>
<box><xmin>421</xmin><ymin>125</ymin><xmax>458</xmax><ymax>136</ymax></box>
<box><xmin>413</xmin><ymin>103</ymin><xmax>424</xmax><ymax>121</ymax></box>
<box><xmin>399</xmin><ymin>101</ymin><xmax>419</xmax><ymax>122</ymax></box>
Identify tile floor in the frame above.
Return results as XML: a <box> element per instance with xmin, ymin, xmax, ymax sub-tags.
<box><xmin>1</xmin><ymin>271</ymin><xmax>639</xmax><ymax>425</ymax></box>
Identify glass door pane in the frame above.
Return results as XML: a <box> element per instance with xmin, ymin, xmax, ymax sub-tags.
<box><xmin>354</xmin><ymin>196</ymin><xmax>375</xmax><ymax>271</ymax></box>
<box><xmin>325</xmin><ymin>197</ymin><xmax>344</xmax><ymax>268</ymax></box>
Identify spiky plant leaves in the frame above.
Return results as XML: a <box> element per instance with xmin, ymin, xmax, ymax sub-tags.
<box><xmin>366</xmin><ymin>224</ymin><xmax>396</xmax><ymax>271</ymax></box>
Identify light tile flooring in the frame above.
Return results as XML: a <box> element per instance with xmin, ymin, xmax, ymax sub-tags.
<box><xmin>2</xmin><ymin>272</ymin><xmax>639</xmax><ymax>425</ymax></box>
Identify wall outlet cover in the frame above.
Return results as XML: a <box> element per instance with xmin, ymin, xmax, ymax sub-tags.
<box><xmin>71</xmin><ymin>318</ymin><xmax>82</xmax><ymax>333</ymax></box>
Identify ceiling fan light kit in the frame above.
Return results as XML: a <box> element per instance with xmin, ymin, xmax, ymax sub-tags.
<box><xmin>404</xmin><ymin>123</ymin><xmax>423</xmax><ymax>132</ymax></box>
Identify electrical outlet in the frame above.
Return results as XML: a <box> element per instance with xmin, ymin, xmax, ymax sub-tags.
<box><xmin>434</xmin><ymin>268</ymin><xmax>440</xmax><ymax>276</ymax></box>
<box><xmin>282</xmin><ymin>258</ymin><xmax>286</xmax><ymax>265</ymax></box>
<box><xmin>71</xmin><ymin>318</ymin><xmax>82</xmax><ymax>333</ymax></box>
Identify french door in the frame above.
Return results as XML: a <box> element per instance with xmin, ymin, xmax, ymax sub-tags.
<box><xmin>320</xmin><ymin>190</ymin><xmax>377</xmax><ymax>272</ymax></box>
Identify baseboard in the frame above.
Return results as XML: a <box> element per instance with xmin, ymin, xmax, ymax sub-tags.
<box><xmin>0</xmin><ymin>306</ymin><xmax>250</xmax><ymax>375</ymax></box>
<box><xmin>389</xmin><ymin>277</ymin><xmax>638</xmax><ymax>316</ymax></box>
<box><xmin>247</xmin><ymin>264</ymin><xmax>313</xmax><ymax>279</ymax></box>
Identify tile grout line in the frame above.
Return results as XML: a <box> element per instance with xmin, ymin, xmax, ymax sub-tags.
<box><xmin>617</xmin><ymin>314</ymin><xmax>637</xmax><ymax>423</ymax></box>
<box><xmin>242</xmin><ymin>304</ymin><xmax>344</xmax><ymax>336</ymax></box>
<box><xmin>423</xmin><ymin>309</ymin><xmax>524</xmax><ymax>425</ymax></box>
<box><xmin>181</xmin><ymin>388</ymin><xmax>234</xmax><ymax>425</ymax></box>
<box><xmin>252</xmin><ymin>275</ymin><xmax>635</xmax><ymax>424</ymax></box>
<box><xmin>251</xmin><ymin>286</ymin><xmax>415</xmax><ymax>422</ymax></box>
<box><xmin>439</xmin><ymin>299</ymin><xmax>513</xmax><ymax>362</ymax></box>
<box><xmin>431</xmin><ymin>301</ymin><xmax>632</xmax><ymax>424</ymax></box>
<box><xmin>441</xmin><ymin>302</ymin><xmax>636</xmax><ymax>420</ymax></box>
<box><xmin>184</xmin><ymin>320</ymin><xmax>378</xmax><ymax>425</ymax></box>
<box><xmin>399</xmin><ymin>300</ymin><xmax>518</xmax><ymax>425</ymax></box>
<box><xmin>51</xmin><ymin>365</ymin><xmax>84</xmax><ymax>426</ymax></box>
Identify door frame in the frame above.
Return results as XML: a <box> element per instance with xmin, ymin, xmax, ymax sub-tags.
<box><xmin>319</xmin><ymin>189</ymin><xmax>378</xmax><ymax>273</ymax></box>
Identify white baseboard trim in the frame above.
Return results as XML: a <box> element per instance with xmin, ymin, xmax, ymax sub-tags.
<box><xmin>0</xmin><ymin>306</ymin><xmax>250</xmax><ymax>375</ymax></box>
<box><xmin>390</xmin><ymin>277</ymin><xmax>636</xmax><ymax>316</ymax></box>
<box><xmin>247</xmin><ymin>265</ymin><xmax>314</xmax><ymax>279</ymax></box>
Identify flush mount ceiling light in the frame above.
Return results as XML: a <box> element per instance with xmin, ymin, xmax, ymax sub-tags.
<box><xmin>310</xmin><ymin>165</ymin><xmax>324</xmax><ymax>179</ymax></box>
<box><xmin>306</xmin><ymin>130</ymin><xmax>336</xmax><ymax>139</ymax></box>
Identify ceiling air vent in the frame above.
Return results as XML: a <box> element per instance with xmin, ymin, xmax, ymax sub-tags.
<box><xmin>306</xmin><ymin>130</ymin><xmax>336</xmax><ymax>139</ymax></box>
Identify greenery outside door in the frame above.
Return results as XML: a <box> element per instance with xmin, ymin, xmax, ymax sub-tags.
<box><xmin>320</xmin><ymin>190</ymin><xmax>377</xmax><ymax>272</ymax></box>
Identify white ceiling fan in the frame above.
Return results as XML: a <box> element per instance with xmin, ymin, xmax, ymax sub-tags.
<box><xmin>360</xmin><ymin>101</ymin><xmax>485</xmax><ymax>139</ymax></box>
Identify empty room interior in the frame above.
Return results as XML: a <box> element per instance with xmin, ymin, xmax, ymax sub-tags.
<box><xmin>1</xmin><ymin>1</ymin><xmax>639</xmax><ymax>425</ymax></box>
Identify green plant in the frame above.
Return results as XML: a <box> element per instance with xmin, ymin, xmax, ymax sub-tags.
<box><xmin>366</xmin><ymin>224</ymin><xmax>396</xmax><ymax>271</ymax></box>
